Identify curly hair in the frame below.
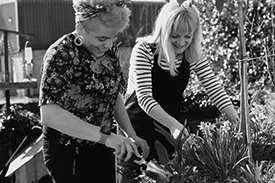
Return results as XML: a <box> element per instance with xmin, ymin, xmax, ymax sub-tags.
<box><xmin>73</xmin><ymin>0</ymin><xmax>131</xmax><ymax>32</ymax></box>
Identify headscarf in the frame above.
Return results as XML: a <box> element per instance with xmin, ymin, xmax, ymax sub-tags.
<box><xmin>73</xmin><ymin>0</ymin><xmax>131</xmax><ymax>23</ymax></box>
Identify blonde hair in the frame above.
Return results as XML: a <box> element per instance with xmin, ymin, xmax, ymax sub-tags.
<box><xmin>73</xmin><ymin>0</ymin><xmax>131</xmax><ymax>33</ymax></box>
<box><xmin>139</xmin><ymin>2</ymin><xmax>202</xmax><ymax>76</ymax></box>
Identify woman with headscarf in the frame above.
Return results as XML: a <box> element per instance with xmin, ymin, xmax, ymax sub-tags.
<box><xmin>117</xmin><ymin>0</ymin><xmax>239</xmax><ymax>182</ymax></box>
<box><xmin>39</xmin><ymin>0</ymin><xmax>149</xmax><ymax>182</ymax></box>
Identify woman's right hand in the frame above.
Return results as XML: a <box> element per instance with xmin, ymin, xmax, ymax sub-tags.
<box><xmin>170</xmin><ymin>122</ymin><xmax>189</xmax><ymax>139</ymax></box>
<box><xmin>105</xmin><ymin>134</ymin><xmax>141</xmax><ymax>161</ymax></box>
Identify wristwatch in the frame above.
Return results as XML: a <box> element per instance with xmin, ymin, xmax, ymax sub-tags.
<box><xmin>98</xmin><ymin>125</ymin><xmax>111</xmax><ymax>145</ymax></box>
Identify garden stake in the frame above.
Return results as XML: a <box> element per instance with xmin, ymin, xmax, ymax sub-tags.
<box><xmin>272</xmin><ymin>1</ymin><xmax>275</xmax><ymax>91</ymax></box>
<box><xmin>238</xmin><ymin>0</ymin><xmax>253</xmax><ymax>163</ymax></box>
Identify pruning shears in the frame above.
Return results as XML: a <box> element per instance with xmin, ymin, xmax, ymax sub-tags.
<box><xmin>132</xmin><ymin>155</ymin><xmax>173</xmax><ymax>181</ymax></box>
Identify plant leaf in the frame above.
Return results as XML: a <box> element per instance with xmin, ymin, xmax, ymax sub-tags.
<box><xmin>155</xmin><ymin>140</ymin><xmax>171</xmax><ymax>165</ymax></box>
<box><xmin>154</xmin><ymin>121</ymin><xmax>175</xmax><ymax>146</ymax></box>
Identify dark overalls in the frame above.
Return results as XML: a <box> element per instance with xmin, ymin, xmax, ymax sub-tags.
<box><xmin>117</xmin><ymin>52</ymin><xmax>190</xmax><ymax>183</ymax></box>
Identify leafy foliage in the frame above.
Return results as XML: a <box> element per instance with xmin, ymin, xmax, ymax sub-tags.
<box><xmin>191</xmin><ymin>120</ymin><xmax>247</xmax><ymax>182</ymax></box>
<box><xmin>239</xmin><ymin>161</ymin><xmax>275</xmax><ymax>183</ymax></box>
<box><xmin>194</xmin><ymin>0</ymin><xmax>275</xmax><ymax>97</ymax></box>
<box><xmin>0</xmin><ymin>104</ymin><xmax>41</xmax><ymax>170</ymax></box>
<box><xmin>249</xmin><ymin>90</ymin><xmax>275</xmax><ymax>162</ymax></box>
<box><xmin>136</xmin><ymin>89</ymin><xmax>275</xmax><ymax>183</ymax></box>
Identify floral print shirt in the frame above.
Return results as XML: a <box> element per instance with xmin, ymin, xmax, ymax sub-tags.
<box><xmin>39</xmin><ymin>33</ymin><xmax>125</xmax><ymax>146</ymax></box>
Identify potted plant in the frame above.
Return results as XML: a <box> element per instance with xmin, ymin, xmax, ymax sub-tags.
<box><xmin>0</xmin><ymin>104</ymin><xmax>41</xmax><ymax>175</ymax></box>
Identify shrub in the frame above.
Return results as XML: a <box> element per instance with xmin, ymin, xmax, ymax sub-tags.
<box><xmin>0</xmin><ymin>104</ymin><xmax>41</xmax><ymax>170</ymax></box>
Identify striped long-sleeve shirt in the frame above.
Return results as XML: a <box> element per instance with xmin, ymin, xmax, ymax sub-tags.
<box><xmin>126</xmin><ymin>41</ymin><xmax>233</xmax><ymax>115</ymax></box>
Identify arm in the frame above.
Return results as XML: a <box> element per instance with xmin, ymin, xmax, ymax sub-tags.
<box><xmin>221</xmin><ymin>105</ymin><xmax>239</xmax><ymax>124</ymax></box>
<box><xmin>193</xmin><ymin>55</ymin><xmax>239</xmax><ymax>124</ymax></box>
<box><xmin>40</xmin><ymin>104</ymin><xmax>103</xmax><ymax>143</ymax></box>
<box><xmin>114</xmin><ymin>93</ymin><xmax>150</xmax><ymax>159</ymax></box>
<box><xmin>40</xmin><ymin>104</ymin><xmax>136</xmax><ymax>160</ymax></box>
<box><xmin>114</xmin><ymin>93</ymin><xmax>137</xmax><ymax>138</ymax></box>
<box><xmin>40</xmin><ymin>102</ymin><xmax>147</xmax><ymax>161</ymax></box>
<box><xmin>149</xmin><ymin>105</ymin><xmax>184</xmax><ymax>138</ymax></box>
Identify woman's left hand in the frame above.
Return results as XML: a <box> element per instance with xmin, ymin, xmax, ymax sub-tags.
<box><xmin>129</xmin><ymin>135</ymin><xmax>150</xmax><ymax>160</ymax></box>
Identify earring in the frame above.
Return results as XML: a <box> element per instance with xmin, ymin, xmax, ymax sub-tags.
<box><xmin>74</xmin><ymin>35</ymin><xmax>83</xmax><ymax>46</ymax></box>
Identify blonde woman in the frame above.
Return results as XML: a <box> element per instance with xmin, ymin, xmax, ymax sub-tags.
<box><xmin>39</xmin><ymin>0</ymin><xmax>149</xmax><ymax>182</ymax></box>
<box><xmin>117</xmin><ymin>1</ymin><xmax>238</xmax><ymax>182</ymax></box>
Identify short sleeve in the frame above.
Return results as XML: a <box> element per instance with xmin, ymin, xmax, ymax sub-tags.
<box><xmin>39</xmin><ymin>47</ymin><xmax>73</xmax><ymax>108</ymax></box>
